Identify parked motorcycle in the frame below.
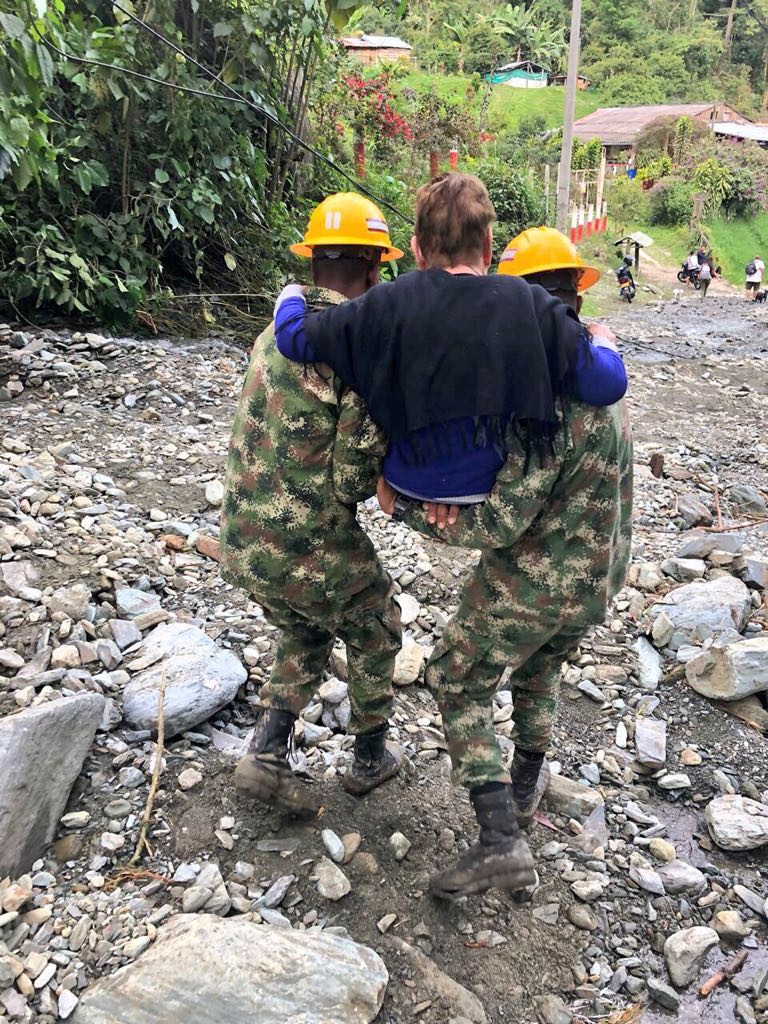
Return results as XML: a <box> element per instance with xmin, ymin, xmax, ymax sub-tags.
<box><xmin>677</xmin><ymin>262</ymin><xmax>702</xmax><ymax>289</ymax></box>
<box><xmin>616</xmin><ymin>258</ymin><xmax>637</xmax><ymax>302</ymax></box>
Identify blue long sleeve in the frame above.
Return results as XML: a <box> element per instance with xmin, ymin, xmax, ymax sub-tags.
<box><xmin>275</xmin><ymin>296</ymin><xmax>315</xmax><ymax>361</ymax></box>
<box><xmin>571</xmin><ymin>340</ymin><xmax>627</xmax><ymax>406</ymax></box>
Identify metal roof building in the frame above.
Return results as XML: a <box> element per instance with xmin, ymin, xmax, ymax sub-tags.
<box><xmin>572</xmin><ymin>103</ymin><xmax>750</xmax><ymax>148</ymax></box>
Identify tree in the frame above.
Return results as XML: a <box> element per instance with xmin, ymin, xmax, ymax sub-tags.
<box><xmin>608</xmin><ymin>177</ymin><xmax>649</xmax><ymax>234</ymax></box>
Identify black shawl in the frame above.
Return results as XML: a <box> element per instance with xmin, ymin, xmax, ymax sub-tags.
<box><xmin>304</xmin><ymin>268</ymin><xmax>587</xmax><ymax>458</ymax></box>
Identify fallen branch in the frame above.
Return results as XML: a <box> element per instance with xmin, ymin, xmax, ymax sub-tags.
<box><xmin>129</xmin><ymin>668</ymin><xmax>167</xmax><ymax>866</ymax></box>
<box><xmin>698</xmin><ymin>949</ymin><xmax>748</xmax><ymax>998</ymax></box>
<box><xmin>713</xmin><ymin>481</ymin><xmax>723</xmax><ymax>530</ymax></box>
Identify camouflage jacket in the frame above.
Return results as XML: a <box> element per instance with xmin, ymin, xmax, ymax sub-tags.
<box><xmin>220</xmin><ymin>287</ymin><xmax>387</xmax><ymax>604</ymax></box>
<box><xmin>403</xmin><ymin>398</ymin><xmax>633</xmax><ymax>626</ymax></box>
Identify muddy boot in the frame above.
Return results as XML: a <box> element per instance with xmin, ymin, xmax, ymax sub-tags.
<box><xmin>511</xmin><ymin>750</ymin><xmax>551</xmax><ymax>830</ymax></box>
<box><xmin>342</xmin><ymin>723</ymin><xmax>401</xmax><ymax>796</ymax></box>
<box><xmin>430</xmin><ymin>782</ymin><xmax>536</xmax><ymax>900</ymax></box>
<box><xmin>235</xmin><ymin>708</ymin><xmax>318</xmax><ymax>815</ymax></box>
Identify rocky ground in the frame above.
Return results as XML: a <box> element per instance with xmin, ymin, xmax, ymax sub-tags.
<box><xmin>1</xmin><ymin>293</ymin><xmax>767</xmax><ymax>1024</ymax></box>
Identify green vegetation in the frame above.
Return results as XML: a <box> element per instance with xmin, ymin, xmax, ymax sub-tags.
<box><xmin>3</xmin><ymin>0</ymin><xmax>768</xmax><ymax>326</ymax></box>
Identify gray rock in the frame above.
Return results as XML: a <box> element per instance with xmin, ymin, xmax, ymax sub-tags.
<box><xmin>634</xmin><ymin>717</ymin><xmax>667</xmax><ymax>768</ymax></box>
<box><xmin>123</xmin><ymin>622</ymin><xmax>246</xmax><ymax>738</ymax></box>
<box><xmin>663</xmin><ymin>926</ymin><xmax>719</xmax><ymax>987</ymax></box>
<box><xmin>686</xmin><ymin>638</ymin><xmax>768</xmax><ymax>701</ymax></box>
<box><xmin>385</xmin><ymin>938</ymin><xmax>486</xmax><ymax>1024</ymax></box>
<box><xmin>389</xmin><ymin>832</ymin><xmax>411</xmax><ymax>861</ymax></box>
<box><xmin>633</xmin><ymin>637</ymin><xmax>663</xmax><ymax>689</ymax></box>
<box><xmin>705</xmin><ymin>795</ymin><xmax>768</xmax><ymax>851</ymax></box>
<box><xmin>315</xmin><ymin>858</ymin><xmax>351</xmax><ymax>900</ymax></box>
<box><xmin>658</xmin><ymin>773</ymin><xmax>691</xmax><ymax>790</ymax></box>
<box><xmin>544</xmin><ymin>773</ymin><xmax>604</xmax><ymax>820</ymax></box>
<box><xmin>661</xmin><ymin>557</ymin><xmax>707</xmax><ymax>582</ymax></box>
<box><xmin>257</xmin><ymin>875</ymin><xmax>295</xmax><ymax>909</ymax></box>
<box><xmin>733</xmin><ymin>884</ymin><xmax>767</xmax><ymax>918</ymax></box>
<box><xmin>735</xmin><ymin>995</ymin><xmax>757</xmax><ymax>1024</ymax></box>
<box><xmin>713</xmin><ymin>910</ymin><xmax>750</xmax><ymax>942</ymax></box>
<box><xmin>47</xmin><ymin>583</ymin><xmax>92</xmax><ymax>622</ymax></box>
<box><xmin>729</xmin><ymin>483</ymin><xmax>767</xmax><ymax>515</ymax></box>
<box><xmin>534</xmin><ymin>994</ymin><xmax>573</xmax><ymax>1024</ymax></box>
<box><xmin>566</xmin><ymin>904</ymin><xmax>598</xmax><ymax>931</ymax></box>
<box><xmin>744</xmin><ymin>554</ymin><xmax>768</xmax><ymax>590</ymax></box>
<box><xmin>395</xmin><ymin>594</ymin><xmax>420</xmax><ymax>625</ymax></box>
<box><xmin>0</xmin><ymin>693</ymin><xmax>105</xmax><ymax>876</ymax></box>
<box><xmin>656</xmin><ymin>860</ymin><xmax>707</xmax><ymax>895</ymax></box>
<box><xmin>115</xmin><ymin>588</ymin><xmax>161</xmax><ymax>619</ymax></box>
<box><xmin>648</xmin><ymin>576</ymin><xmax>752</xmax><ymax>640</ymax></box>
<box><xmin>110</xmin><ymin>619</ymin><xmax>142</xmax><ymax>651</ymax></box>
<box><xmin>577</xmin><ymin>680</ymin><xmax>605</xmax><ymax>703</ymax></box>
<box><xmin>678</xmin><ymin>493</ymin><xmax>713</xmax><ymax>527</ymax></box>
<box><xmin>393</xmin><ymin>642</ymin><xmax>425</xmax><ymax>687</ymax></box>
<box><xmin>647</xmin><ymin>977</ymin><xmax>681</xmax><ymax>1010</ymax></box>
<box><xmin>70</xmin><ymin>914</ymin><xmax>387</xmax><ymax>1024</ymax></box>
<box><xmin>678</xmin><ymin>531</ymin><xmax>745</xmax><ymax>558</ymax></box>
<box><xmin>321</xmin><ymin>830</ymin><xmax>346</xmax><ymax>864</ymax></box>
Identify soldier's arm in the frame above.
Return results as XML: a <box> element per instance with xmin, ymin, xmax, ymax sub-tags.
<box><xmin>401</xmin><ymin>448</ymin><xmax>561</xmax><ymax>550</ymax></box>
<box><xmin>332</xmin><ymin>391</ymin><xmax>387</xmax><ymax>505</ymax></box>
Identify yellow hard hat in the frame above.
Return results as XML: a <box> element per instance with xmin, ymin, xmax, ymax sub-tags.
<box><xmin>290</xmin><ymin>193</ymin><xmax>404</xmax><ymax>261</ymax></box>
<box><xmin>497</xmin><ymin>226</ymin><xmax>600</xmax><ymax>291</ymax></box>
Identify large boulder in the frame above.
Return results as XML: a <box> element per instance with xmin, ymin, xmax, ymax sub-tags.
<box><xmin>685</xmin><ymin>637</ymin><xmax>768</xmax><ymax>701</ymax></box>
<box><xmin>123</xmin><ymin>622</ymin><xmax>247</xmax><ymax>739</ymax></box>
<box><xmin>647</xmin><ymin>576</ymin><xmax>751</xmax><ymax>642</ymax></box>
<box><xmin>71</xmin><ymin>914</ymin><xmax>387</xmax><ymax>1024</ymax></box>
<box><xmin>704</xmin><ymin>795</ymin><xmax>768</xmax><ymax>851</ymax></box>
<box><xmin>0</xmin><ymin>693</ymin><xmax>105</xmax><ymax>877</ymax></box>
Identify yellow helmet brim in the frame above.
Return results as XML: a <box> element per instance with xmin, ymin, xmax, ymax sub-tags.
<box><xmin>290</xmin><ymin>240</ymin><xmax>404</xmax><ymax>261</ymax></box>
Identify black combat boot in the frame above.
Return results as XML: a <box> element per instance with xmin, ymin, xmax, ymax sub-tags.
<box><xmin>342</xmin><ymin>723</ymin><xmax>401</xmax><ymax>796</ymax></box>
<box><xmin>511</xmin><ymin>749</ymin><xmax>551</xmax><ymax>830</ymax></box>
<box><xmin>235</xmin><ymin>708</ymin><xmax>318</xmax><ymax>815</ymax></box>
<box><xmin>430</xmin><ymin>782</ymin><xmax>536</xmax><ymax>899</ymax></box>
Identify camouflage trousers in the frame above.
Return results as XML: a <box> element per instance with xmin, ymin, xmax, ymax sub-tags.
<box><xmin>425</xmin><ymin>547</ymin><xmax>596</xmax><ymax>789</ymax></box>
<box><xmin>257</xmin><ymin>572</ymin><xmax>402</xmax><ymax>734</ymax></box>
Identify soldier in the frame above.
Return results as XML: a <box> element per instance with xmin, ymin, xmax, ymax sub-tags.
<box><xmin>272</xmin><ymin>176</ymin><xmax>632</xmax><ymax>899</ymax></box>
<box><xmin>220</xmin><ymin>193</ymin><xmax>404</xmax><ymax>815</ymax></box>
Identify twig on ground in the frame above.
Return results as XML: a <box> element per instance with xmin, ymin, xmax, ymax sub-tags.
<box><xmin>698</xmin><ymin>949</ymin><xmax>749</xmax><ymax>998</ymax></box>
<box><xmin>713</xmin><ymin>481</ymin><xmax>723</xmax><ymax>529</ymax></box>
<box><xmin>129</xmin><ymin>668</ymin><xmax>167</xmax><ymax>866</ymax></box>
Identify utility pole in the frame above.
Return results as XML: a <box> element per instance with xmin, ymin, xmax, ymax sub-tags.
<box><xmin>556</xmin><ymin>0</ymin><xmax>583</xmax><ymax>233</ymax></box>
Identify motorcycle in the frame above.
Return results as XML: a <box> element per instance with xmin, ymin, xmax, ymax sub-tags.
<box><xmin>616</xmin><ymin>262</ymin><xmax>637</xmax><ymax>302</ymax></box>
<box><xmin>677</xmin><ymin>262</ymin><xmax>702</xmax><ymax>289</ymax></box>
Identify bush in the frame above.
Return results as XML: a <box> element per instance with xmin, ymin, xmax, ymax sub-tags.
<box><xmin>608</xmin><ymin>177</ymin><xmax>649</xmax><ymax>234</ymax></box>
<box><xmin>649</xmin><ymin>180</ymin><xmax>694</xmax><ymax>225</ymax></box>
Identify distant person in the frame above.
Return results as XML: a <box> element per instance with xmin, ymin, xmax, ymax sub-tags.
<box><xmin>697</xmin><ymin>244</ymin><xmax>710</xmax><ymax>266</ymax></box>
<box><xmin>699</xmin><ymin>259</ymin><xmax>712</xmax><ymax>298</ymax></box>
<box><xmin>745</xmin><ymin>255</ymin><xmax>764</xmax><ymax>300</ymax></box>
<box><xmin>684</xmin><ymin>250</ymin><xmax>699</xmax><ymax>286</ymax></box>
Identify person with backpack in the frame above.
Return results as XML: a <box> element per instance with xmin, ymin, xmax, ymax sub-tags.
<box><xmin>745</xmin><ymin>255</ymin><xmax>764</xmax><ymax>300</ymax></box>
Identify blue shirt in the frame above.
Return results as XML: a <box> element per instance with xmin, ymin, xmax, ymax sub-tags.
<box><xmin>275</xmin><ymin>295</ymin><xmax>627</xmax><ymax>502</ymax></box>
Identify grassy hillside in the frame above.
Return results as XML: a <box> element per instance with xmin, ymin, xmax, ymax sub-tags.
<box><xmin>401</xmin><ymin>72</ymin><xmax>603</xmax><ymax>133</ymax></box>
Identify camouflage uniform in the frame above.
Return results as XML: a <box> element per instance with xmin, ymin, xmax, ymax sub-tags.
<box><xmin>404</xmin><ymin>399</ymin><xmax>633</xmax><ymax>788</ymax></box>
<box><xmin>220</xmin><ymin>287</ymin><xmax>401</xmax><ymax>734</ymax></box>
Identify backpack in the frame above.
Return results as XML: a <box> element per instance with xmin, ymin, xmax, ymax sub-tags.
<box><xmin>746</xmin><ymin>261</ymin><xmax>757</xmax><ymax>276</ymax></box>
